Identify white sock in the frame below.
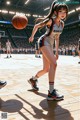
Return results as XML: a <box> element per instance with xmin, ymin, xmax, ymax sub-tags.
<box><xmin>32</xmin><ymin>76</ymin><xmax>38</xmax><ymax>80</ymax></box>
<box><xmin>49</xmin><ymin>82</ymin><xmax>54</xmax><ymax>93</ymax></box>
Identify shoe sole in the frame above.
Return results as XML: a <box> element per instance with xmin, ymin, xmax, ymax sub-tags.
<box><xmin>28</xmin><ymin>80</ymin><xmax>39</xmax><ymax>91</ymax></box>
<box><xmin>0</xmin><ymin>82</ymin><xmax>7</xmax><ymax>89</ymax></box>
<box><xmin>47</xmin><ymin>96</ymin><xmax>64</xmax><ymax>101</ymax></box>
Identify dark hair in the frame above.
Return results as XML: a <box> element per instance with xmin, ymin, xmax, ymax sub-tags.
<box><xmin>55</xmin><ymin>3</ymin><xmax>68</xmax><ymax>20</ymax></box>
<box><xmin>35</xmin><ymin>0</ymin><xmax>58</xmax><ymax>24</ymax></box>
<box><xmin>45</xmin><ymin>0</ymin><xmax>59</xmax><ymax>20</ymax></box>
<box><xmin>35</xmin><ymin>0</ymin><xmax>68</xmax><ymax>25</ymax></box>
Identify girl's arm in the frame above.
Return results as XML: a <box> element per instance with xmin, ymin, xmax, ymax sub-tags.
<box><xmin>29</xmin><ymin>19</ymin><xmax>52</xmax><ymax>42</ymax></box>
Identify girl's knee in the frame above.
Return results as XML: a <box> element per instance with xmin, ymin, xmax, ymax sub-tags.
<box><xmin>53</xmin><ymin>63</ymin><xmax>57</xmax><ymax>69</ymax></box>
<box><xmin>43</xmin><ymin>68</ymin><xmax>49</xmax><ymax>73</ymax></box>
<box><xmin>50</xmin><ymin>61</ymin><xmax>57</xmax><ymax>69</ymax></box>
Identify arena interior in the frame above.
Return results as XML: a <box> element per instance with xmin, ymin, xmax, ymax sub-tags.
<box><xmin>0</xmin><ymin>0</ymin><xmax>80</xmax><ymax>120</ymax></box>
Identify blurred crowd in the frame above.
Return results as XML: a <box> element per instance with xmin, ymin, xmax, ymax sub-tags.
<box><xmin>0</xmin><ymin>44</ymin><xmax>79</xmax><ymax>56</ymax></box>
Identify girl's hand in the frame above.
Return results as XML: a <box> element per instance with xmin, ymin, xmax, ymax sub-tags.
<box><xmin>29</xmin><ymin>36</ymin><xmax>34</xmax><ymax>43</ymax></box>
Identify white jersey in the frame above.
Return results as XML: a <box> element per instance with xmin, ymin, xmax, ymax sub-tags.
<box><xmin>6</xmin><ymin>41</ymin><xmax>11</xmax><ymax>51</ymax></box>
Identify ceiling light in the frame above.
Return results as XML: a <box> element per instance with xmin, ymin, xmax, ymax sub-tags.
<box><xmin>76</xmin><ymin>7</ymin><xmax>80</xmax><ymax>11</ymax></box>
<box><xmin>44</xmin><ymin>7</ymin><xmax>50</xmax><ymax>11</ymax></box>
<box><xmin>2</xmin><ymin>10</ymin><xmax>8</xmax><ymax>13</ymax></box>
<box><xmin>6</xmin><ymin>1</ymin><xmax>10</xmax><ymax>5</ymax></box>
<box><xmin>16</xmin><ymin>12</ymin><xmax>25</xmax><ymax>16</ymax></box>
<box><xmin>38</xmin><ymin>15</ymin><xmax>43</xmax><ymax>18</ymax></box>
<box><xmin>26</xmin><ymin>14</ymin><xmax>31</xmax><ymax>17</ymax></box>
<box><xmin>9</xmin><ymin>11</ymin><xmax>15</xmax><ymax>15</ymax></box>
<box><xmin>66</xmin><ymin>0</ymin><xmax>70</xmax><ymax>1</ymax></box>
<box><xmin>68</xmin><ymin>10</ymin><xmax>75</xmax><ymax>14</ymax></box>
<box><xmin>25</xmin><ymin>0</ymin><xmax>30</xmax><ymax>5</ymax></box>
<box><xmin>33</xmin><ymin>15</ymin><xmax>38</xmax><ymax>17</ymax></box>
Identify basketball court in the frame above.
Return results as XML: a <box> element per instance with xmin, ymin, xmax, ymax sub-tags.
<box><xmin>0</xmin><ymin>54</ymin><xmax>80</xmax><ymax>120</ymax></box>
<box><xmin>0</xmin><ymin>0</ymin><xmax>80</xmax><ymax>120</ymax></box>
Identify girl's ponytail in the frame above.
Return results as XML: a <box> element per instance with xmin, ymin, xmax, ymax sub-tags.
<box><xmin>35</xmin><ymin>0</ymin><xmax>58</xmax><ymax>24</ymax></box>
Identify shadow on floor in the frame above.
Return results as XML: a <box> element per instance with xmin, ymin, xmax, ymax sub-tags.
<box><xmin>0</xmin><ymin>90</ymin><xmax>74</xmax><ymax>120</ymax></box>
<box><xmin>0</xmin><ymin>98</ymin><xmax>30</xmax><ymax>120</ymax></box>
<box><xmin>39</xmin><ymin>99</ymin><xmax>74</xmax><ymax>120</ymax></box>
<box><xmin>0</xmin><ymin>99</ymin><xmax>23</xmax><ymax>112</ymax></box>
<box><xmin>15</xmin><ymin>91</ymin><xmax>74</xmax><ymax>120</ymax></box>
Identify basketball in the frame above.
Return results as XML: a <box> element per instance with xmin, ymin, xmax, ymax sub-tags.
<box><xmin>12</xmin><ymin>14</ymin><xmax>28</xmax><ymax>30</ymax></box>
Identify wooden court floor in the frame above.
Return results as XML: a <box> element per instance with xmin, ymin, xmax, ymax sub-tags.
<box><xmin>0</xmin><ymin>54</ymin><xmax>80</xmax><ymax>120</ymax></box>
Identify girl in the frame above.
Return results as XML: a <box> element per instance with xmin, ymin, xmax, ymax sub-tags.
<box><xmin>28</xmin><ymin>0</ymin><xmax>68</xmax><ymax>101</ymax></box>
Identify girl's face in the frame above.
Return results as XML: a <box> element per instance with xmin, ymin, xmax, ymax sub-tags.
<box><xmin>57</xmin><ymin>8</ymin><xmax>67</xmax><ymax>20</ymax></box>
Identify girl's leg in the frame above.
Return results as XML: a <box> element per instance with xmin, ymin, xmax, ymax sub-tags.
<box><xmin>41</xmin><ymin>46</ymin><xmax>57</xmax><ymax>83</ymax></box>
<box><xmin>28</xmin><ymin>51</ymin><xmax>50</xmax><ymax>91</ymax></box>
<box><xmin>28</xmin><ymin>46</ymin><xmax>64</xmax><ymax>100</ymax></box>
<box><xmin>41</xmin><ymin>46</ymin><xmax>64</xmax><ymax>100</ymax></box>
<box><xmin>35</xmin><ymin>54</ymin><xmax>50</xmax><ymax>77</ymax></box>
<box><xmin>28</xmin><ymin>46</ymin><xmax>56</xmax><ymax>91</ymax></box>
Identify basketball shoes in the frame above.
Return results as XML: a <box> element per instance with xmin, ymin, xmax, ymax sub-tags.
<box><xmin>28</xmin><ymin>77</ymin><xmax>39</xmax><ymax>91</ymax></box>
<box><xmin>47</xmin><ymin>89</ymin><xmax>64</xmax><ymax>101</ymax></box>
